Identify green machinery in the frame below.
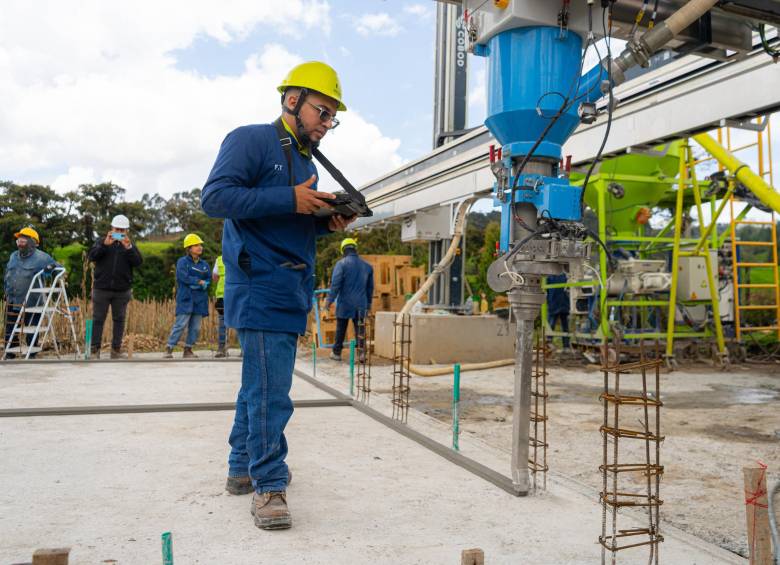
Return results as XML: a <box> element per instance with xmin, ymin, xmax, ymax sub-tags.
<box><xmin>543</xmin><ymin>140</ymin><xmax>734</xmax><ymax>366</ymax></box>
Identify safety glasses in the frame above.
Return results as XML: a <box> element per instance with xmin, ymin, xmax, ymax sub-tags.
<box><xmin>306</xmin><ymin>102</ymin><xmax>340</xmax><ymax>130</ymax></box>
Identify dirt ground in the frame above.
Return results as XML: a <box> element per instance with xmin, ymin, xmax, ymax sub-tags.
<box><xmin>327</xmin><ymin>353</ymin><xmax>780</xmax><ymax>558</ymax></box>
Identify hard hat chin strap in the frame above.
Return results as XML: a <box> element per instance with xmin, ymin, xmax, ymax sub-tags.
<box><xmin>281</xmin><ymin>87</ymin><xmax>319</xmax><ymax>151</ymax></box>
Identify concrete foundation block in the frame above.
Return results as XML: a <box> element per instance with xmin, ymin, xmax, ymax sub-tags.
<box><xmin>374</xmin><ymin>312</ymin><xmax>515</xmax><ymax>365</ymax></box>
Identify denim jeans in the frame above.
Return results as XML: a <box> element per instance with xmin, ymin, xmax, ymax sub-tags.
<box><xmin>167</xmin><ymin>313</ymin><xmax>202</xmax><ymax>348</ymax></box>
<box><xmin>3</xmin><ymin>305</ymin><xmax>41</xmax><ymax>358</ymax></box>
<box><xmin>548</xmin><ymin>312</ymin><xmax>570</xmax><ymax>348</ymax></box>
<box><xmin>228</xmin><ymin>329</ymin><xmax>297</xmax><ymax>493</ymax></box>
<box><xmin>332</xmin><ymin>316</ymin><xmax>365</xmax><ymax>356</ymax></box>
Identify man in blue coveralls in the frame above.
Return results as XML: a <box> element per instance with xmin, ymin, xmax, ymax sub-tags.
<box><xmin>201</xmin><ymin>61</ymin><xmax>353</xmax><ymax>530</ymax></box>
<box><xmin>326</xmin><ymin>237</ymin><xmax>374</xmax><ymax>362</ymax></box>
<box><xmin>546</xmin><ymin>272</ymin><xmax>571</xmax><ymax>351</ymax></box>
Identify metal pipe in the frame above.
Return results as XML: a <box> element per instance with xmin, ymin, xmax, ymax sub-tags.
<box><xmin>610</xmin><ymin>0</ymin><xmax>719</xmax><ymax>86</ymax></box>
<box><xmin>349</xmin><ymin>339</ymin><xmax>356</xmax><ymax>396</ymax></box>
<box><xmin>508</xmin><ymin>283</ymin><xmax>546</xmax><ymax>492</ymax></box>
<box><xmin>398</xmin><ymin>197</ymin><xmax>475</xmax><ymax>317</ymax></box>
<box><xmin>511</xmin><ymin>316</ymin><xmax>535</xmax><ymax>492</ymax></box>
<box><xmin>693</xmin><ymin>132</ymin><xmax>780</xmax><ymax>214</ymax></box>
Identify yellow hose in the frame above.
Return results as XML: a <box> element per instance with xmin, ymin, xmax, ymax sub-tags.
<box><xmin>693</xmin><ymin>133</ymin><xmax>780</xmax><ymax>214</ymax></box>
<box><xmin>409</xmin><ymin>358</ymin><xmax>514</xmax><ymax>377</ymax></box>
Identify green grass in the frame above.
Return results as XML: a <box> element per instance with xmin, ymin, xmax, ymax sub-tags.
<box><xmin>747</xmin><ymin>266</ymin><xmax>780</xmax><ymax>284</ymax></box>
<box><xmin>51</xmin><ymin>243</ymin><xmax>84</xmax><ymax>262</ymax></box>
<box><xmin>136</xmin><ymin>241</ymin><xmax>173</xmax><ymax>256</ymax></box>
<box><xmin>52</xmin><ymin>240</ymin><xmax>173</xmax><ymax>261</ymax></box>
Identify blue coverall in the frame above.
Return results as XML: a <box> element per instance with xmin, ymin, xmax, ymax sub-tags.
<box><xmin>201</xmin><ymin>122</ymin><xmax>333</xmax><ymax>494</ymax></box>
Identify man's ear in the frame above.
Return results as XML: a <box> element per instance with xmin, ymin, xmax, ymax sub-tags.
<box><xmin>284</xmin><ymin>93</ymin><xmax>298</xmax><ymax>111</ymax></box>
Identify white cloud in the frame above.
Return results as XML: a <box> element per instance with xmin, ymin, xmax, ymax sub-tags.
<box><xmin>469</xmin><ymin>67</ymin><xmax>486</xmax><ymax>110</ymax></box>
<box><xmin>339</xmin><ymin>46</ymin><xmax>352</xmax><ymax>57</ymax></box>
<box><xmin>354</xmin><ymin>13</ymin><xmax>403</xmax><ymax>37</ymax></box>
<box><xmin>403</xmin><ymin>4</ymin><xmax>432</xmax><ymax>18</ymax></box>
<box><xmin>0</xmin><ymin>0</ymin><xmax>403</xmax><ymax>201</ymax></box>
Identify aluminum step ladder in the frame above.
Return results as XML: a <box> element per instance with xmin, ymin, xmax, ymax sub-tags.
<box><xmin>2</xmin><ymin>267</ymin><xmax>81</xmax><ymax>360</ymax></box>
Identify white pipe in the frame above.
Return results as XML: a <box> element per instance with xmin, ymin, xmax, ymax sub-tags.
<box><xmin>397</xmin><ymin>198</ymin><xmax>476</xmax><ymax>318</ymax></box>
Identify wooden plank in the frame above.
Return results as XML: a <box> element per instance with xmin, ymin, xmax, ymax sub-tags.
<box><xmin>460</xmin><ymin>548</ymin><xmax>484</xmax><ymax>565</ymax></box>
<box><xmin>32</xmin><ymin>548</ymin><xmax>70</xmax><ymax>565</ymax></box>
<box><xmin>743</xmin><ymin>463</ymin><xmax>772</xmax><ymax>565</ymax></box>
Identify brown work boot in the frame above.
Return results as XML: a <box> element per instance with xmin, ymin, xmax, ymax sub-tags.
<box><xmin>226</xmin><ymin>470</ymin><xmax>292</xmax><ymax>495</ymax></box>
<box><xmin>110</xmin><ymin>348</ymin><xmax>126</xmax><ymax>359</ymax></box>
<box><xmin>250</xmin><ymin>491</ymin><xmax>292</xmax><ymax>530</ymax></box>
<box><xmin>163</xmin><ymin>346</ymin><xmax>173</xmax><ymax>359</ymax></box>
<box><xmin>183</xmin><ymin>347</ymin><xmax>197</xmax><ymax>359</ymax></box>
<box><xmin>226</xmin><ymin>476</ymin><xmax>253</xmax><ymax>495</ymax></box>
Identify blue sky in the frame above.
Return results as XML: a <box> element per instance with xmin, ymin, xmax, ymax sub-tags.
<box><xmin>0</xmin><ymin>1</ymin><xmax>486</xmax><ymax>201</ymax></box>
<box><xmin>171</xmin><ymin>0</ymin><xmax>486</xmax><ymax>163</ymax></box>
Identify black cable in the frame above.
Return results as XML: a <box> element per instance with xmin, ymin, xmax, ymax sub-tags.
<box><xmin>759</xmin><ymin>23</ymin><xmax>780</xmax><ymax>58</ymax></box>
<box><xmin>586</xmin><ymin>228</ymin><xmax>616</xmax><ymax>269</ymax></box>
<box><xmin>578</xmin><ymin>6</ymin><xmax>615</xmax><ymax>214</ymax></box>
<box><xmin>504</xmin><ymin>228</ymin><xmax>546</xmax><ymax>262</ymax></box>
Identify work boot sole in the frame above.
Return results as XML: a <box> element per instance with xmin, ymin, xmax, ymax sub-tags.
<box><xmin>254</xmin><ymin>514</ymin><xmax>292</xmax><ymax>530</ymax></box>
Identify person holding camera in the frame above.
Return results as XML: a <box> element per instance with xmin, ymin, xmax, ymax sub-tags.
<box><xmin>87</xmin><ymin>214</ymin><xmax>143</xmax><ymax>359</ymax></box>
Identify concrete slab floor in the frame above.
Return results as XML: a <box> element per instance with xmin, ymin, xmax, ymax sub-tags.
<box><xmin>0</xmin><ymin>359</ymin><xmax>329</xmax><ymax>409</ymax></box>
<box><xmin>0</xmin><ymin>352</ymin><xmax>741</xmax><ymax>564</ymax></box>
<box><xmin>301</xmin><ymin>351</ymin><xmax>778</xmax><ymax>559</ymax></box>
<box><xmin>0</xmin><ymin>405</ymin><xmax>740</xmax><ymax>565</ymax></box>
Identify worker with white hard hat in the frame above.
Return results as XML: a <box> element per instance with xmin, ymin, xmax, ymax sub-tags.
<box><xmin>201</xmin><ymin>61</ymin><xmax>356</xmax><ymax>530</ymax></box>
<box><xmin>163</xmin><ymin>233</ymin><xmax>210</xmax><ymax>359</ymax></box>
<box><xmin>87</xmin><ymin>214</ymin><xmax>143</xmax><ymax>359</ymax></box>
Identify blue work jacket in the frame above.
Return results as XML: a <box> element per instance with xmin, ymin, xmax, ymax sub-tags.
<box><xmin>3</xmin><ymin>249</ymin><xmax>61</xmax><ymax>306</ymax></box>
<box><xmin>326</xmin><ymin>250</ymin><xmax>374</xmax><ymax>319</ymax></box>
<box><xmin>201</xmin><ymin>123</ymin><xmax>332</xmax><ymax>335</ymax></box>
<box><xmin>175</xmin><ymin>255</ymin><xmax>210</xmax><ymax>316</ymax></box>
<box><xmin>545</xmin><ymin>273</ymin><xmax>570</xmax><ymax>316</ymax></box>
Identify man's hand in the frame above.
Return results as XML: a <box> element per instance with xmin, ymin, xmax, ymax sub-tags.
<box><xmin>121</xmin><ymin>235</ymin><xmax>132</xmax><ymax>249</ymax></box>
<box><xmin>328</xmin><ymin>214</ymin><xmax>356</xmax><ymax>232</ymax></box>
<box><xmin>294</xmin><ymin>175</ymin><xmax>334</xmax><ymax>214</ymax></box>
<box><xmin>103</xmin><ymin>231</ymin><xmax>114</xmax><ymax>246</ymax></box>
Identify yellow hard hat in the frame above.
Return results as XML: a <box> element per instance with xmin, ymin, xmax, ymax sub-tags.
<box><xmin>183</xmin><ymin>233</ymin><xmax>204</xmax><ymax>249</ymax></box>
<box><xmin>14</xmin><ymin>227</ymin><xmax>40</xmax><ymax>243</ymax></box>
<box><xmin>340</xmin><ymin>238</ymin><xmax>358</xmax><ymax>253</ymax></box>
<box><xmin>278</xmin><ymin>61</ymin><xmax>346</xmax><ymax>112</ymax></box>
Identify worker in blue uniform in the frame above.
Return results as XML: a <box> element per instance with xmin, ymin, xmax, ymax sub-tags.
<box><xmin>201</xmin><ymin>61</ymin><xmax>353</xmax><ymax>530</ymax></box>
<box><xmin>326</xmin><ymin>237</ymin><xmax>374</xmax><ymax>362</ymax></box>
<box><xmin>545</xmin><ymin>272</ymin><xmax>571</xmax><ymax>350</ymax></box>
<box><xmin>164</xmin><ymin>233</ymin><xmax>210</xmax><ymax>359</ymax></box>
<box><xmin>3</xmin><ymin>227</ymin><xmax>60</xmax><ymax>358</ymax></box>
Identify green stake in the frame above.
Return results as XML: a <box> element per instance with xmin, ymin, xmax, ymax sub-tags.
<box><xmin>349</xmin><ymin>338</ymin><xmax>356</xmax><ymax>396</ymax></box>
<box><xmin>452</xmin><ymin>363</ymin><xmax>461</xmax><ymax>451</ymax></box>
<box><xmin>161</xmin><ymin>531</ymin><xmax>173</xmax><ymax>565</ymax></box>
<box><xmin>84</xmin><ymin>319</ymin><xmax>92</xmax><ymax>360</ymax></box>
<box><xmin>312</xmin><ymin>341</ymin><xmax>317</xmax><ymax>379</ymax></box>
